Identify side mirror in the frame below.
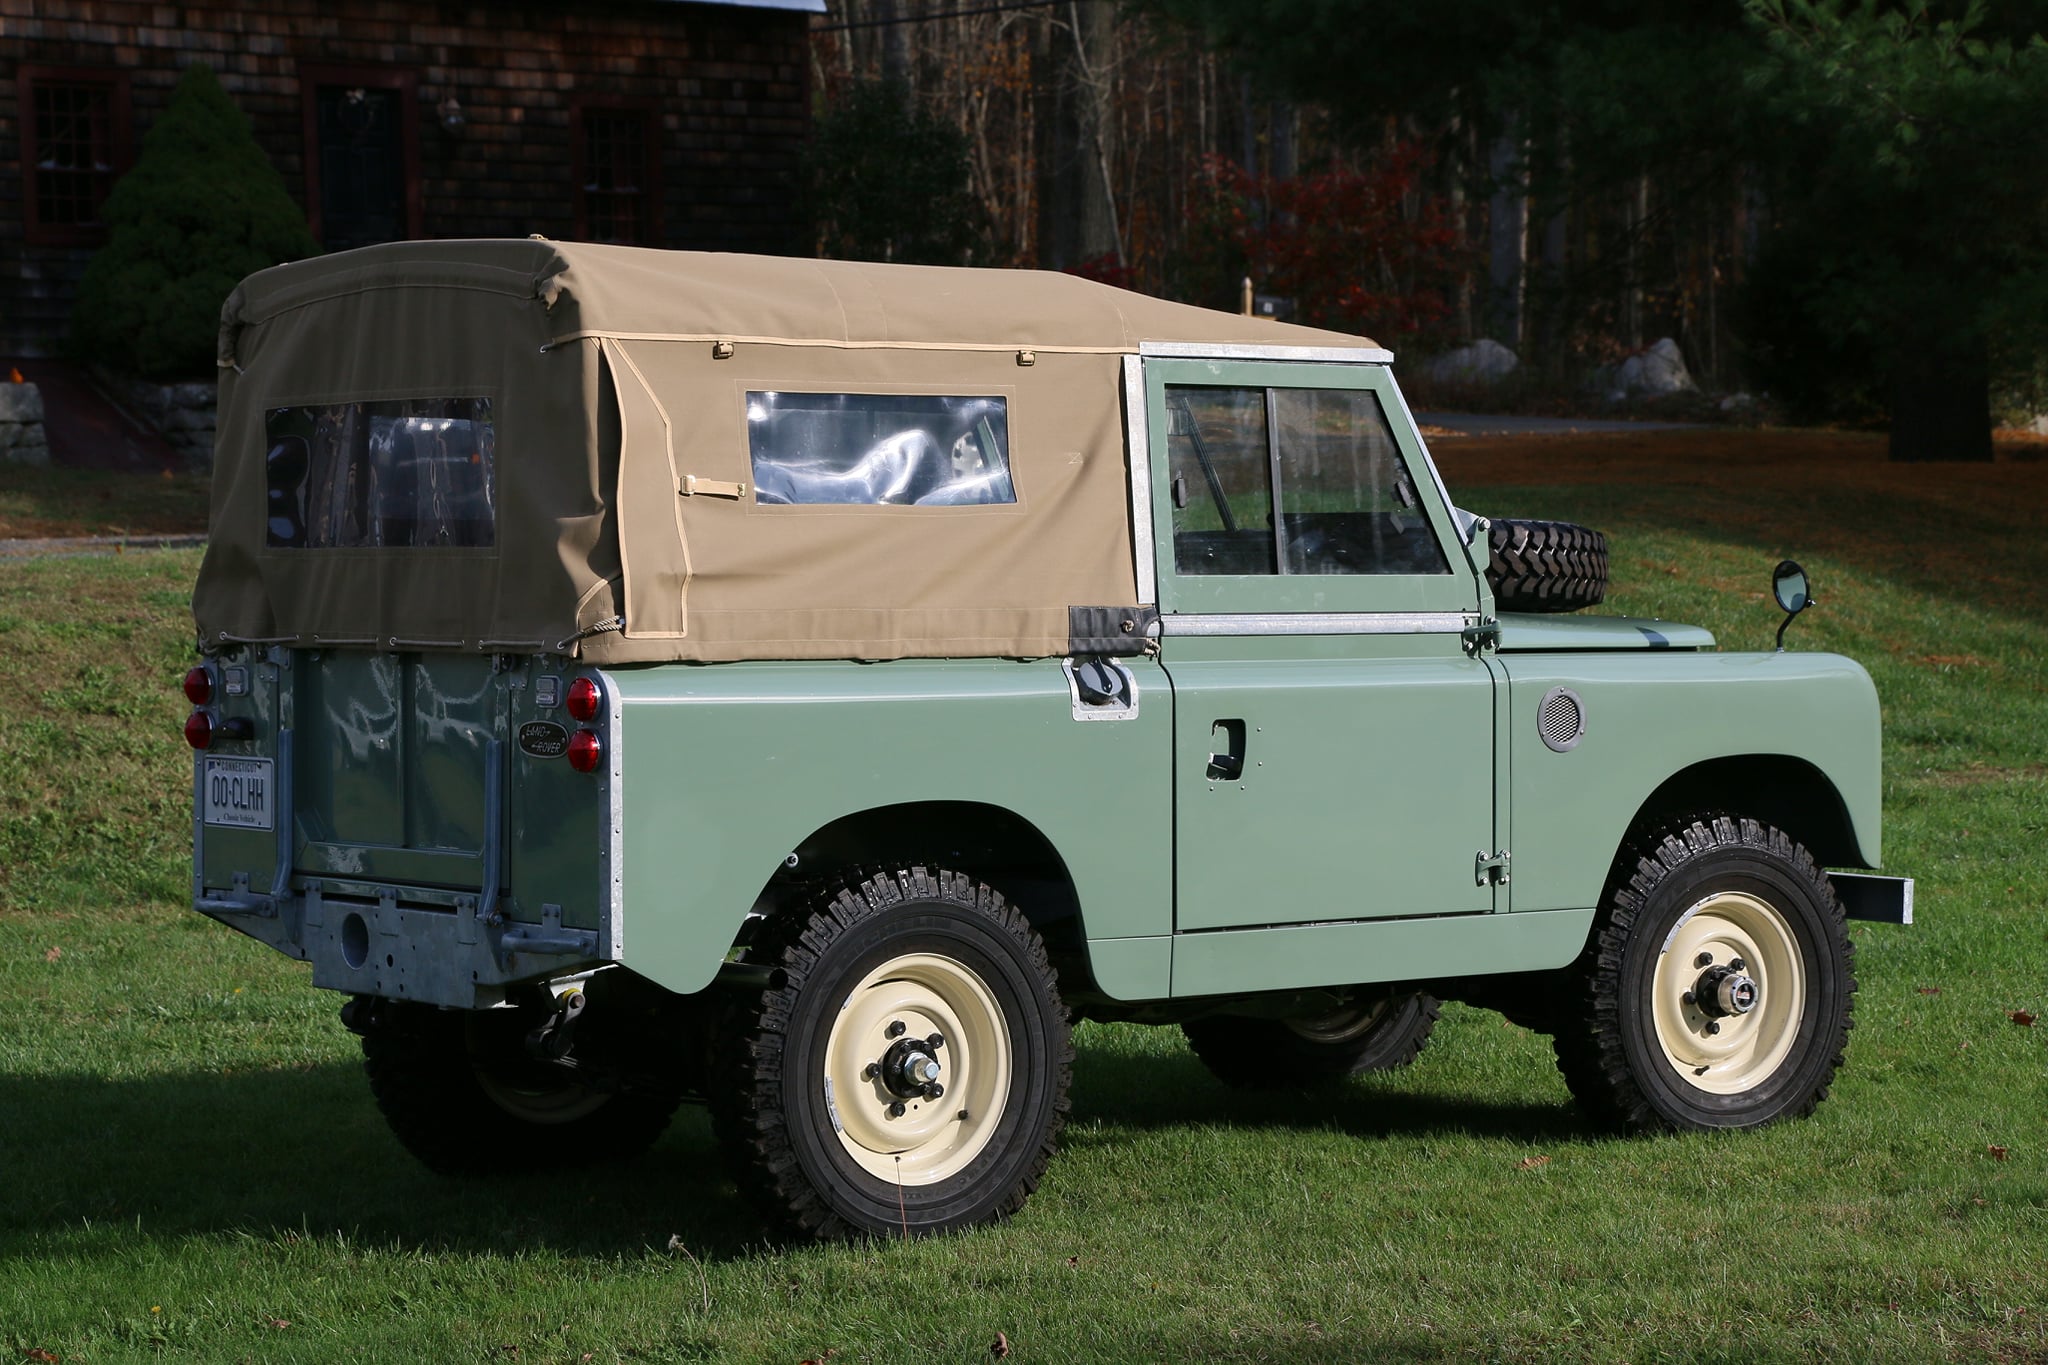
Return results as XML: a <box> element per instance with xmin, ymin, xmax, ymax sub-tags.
<box><xmin>1773</xmin><ymin>559</ymin><xmax>1812</xmax><ymax>649</ymax></box>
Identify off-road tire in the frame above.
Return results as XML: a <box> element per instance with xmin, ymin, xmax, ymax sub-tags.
<box><xmin>1486</xmin><ymin>517</ymin><xmax>1609</xmax><ymax>613</ymax></box>
<box><xmin>1550</xmin><ymin>815</ymin><xmax>1855</xmax><ymax>1133</ymax></box>
<box><xmin>1182</xmin><ymin>993</ymin><xmax>1441</xmax><ymax>1090</ymax></box>
<box><xmin>362</xmin><ymin>1003</ymin><xmax>682</xmax><ymax>1174</ymax></box>
<box><xmin>711</xmin><ymin>867</ymin><xmax>1072</xmax><ymax>1240</ymax></box>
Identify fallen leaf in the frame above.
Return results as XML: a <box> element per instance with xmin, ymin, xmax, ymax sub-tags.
<box><xmin>1516</xmin><ymin>1155</ymin><xmax>1551</xmax><ymax>1170</ymax></box>
<box><xmin>991</xmin><ymin>1331</ymin><xmax>1011</xmax><ymax>1359</ymax></box>
<box><xmin>27</xmin><ymin>1349</ymin><xmax>60</xmax><ymax>1364</ymax></box>
<box><xmin>1973</xmin><ymin>1197</ymin><xmax>1987</xmax><ymax>1207</ymax></box>
<box><xmin>1065</xmin><ymin>1255</ymin><xmax>1079</xmax><ymax>1267</ymax></box>
<box><xmin>1916</xmin><ymin>985</ymin><xmax>1941</xmax><ymax>995</ymax></box>
<box><xmin>45</xmin><ymin>946</ymin><xmax>61</xmax><ymax>963</ymax></box>
<box><xmin>1987</xmin><ymin>1145</ymin><xmax>2009</xmax><ymax>1162</ymax></box>
<box><xmin>2009</xmin><ymin>1010</ymin><xmax>2036</xmax><ymax>1027</ymax></box>
<box><xmin>264</xmin><ymin>1317</ymin><xmax>291</xmax><ymax>1329</ymax></box>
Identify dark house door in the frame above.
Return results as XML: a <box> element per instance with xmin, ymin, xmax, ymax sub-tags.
<box><xmin>308</xmin><ymin>80</ymin><xmax>414</xmax><ymax>251</ymax></box>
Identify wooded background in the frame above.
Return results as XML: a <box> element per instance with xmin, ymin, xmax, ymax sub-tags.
<box><xmin>804</xmin><ymin>0</ymin><xmax>2048</xmax><ymax>461</ymax></box>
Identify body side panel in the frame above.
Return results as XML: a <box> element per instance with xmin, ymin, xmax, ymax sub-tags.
<box><xmin>1498</xmin><ymin>649</ymin><xmax>1883</xmax><ymax>914</ymax></box>
<box><xmin>609</xmin><ymin>658</ymin><xmax>1174</xmax><ymax>998</ymax></box>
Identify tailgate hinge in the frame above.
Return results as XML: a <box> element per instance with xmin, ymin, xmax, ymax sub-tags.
<box><xmin>1462</xmin><ymin>618</ymin><xmax>1501</xmax><ymax>656</ymax></box>
<box><xmin>1475</xmin><ymin>850</ymin><xmax>1512</xmax><ymax>887</ymax></box>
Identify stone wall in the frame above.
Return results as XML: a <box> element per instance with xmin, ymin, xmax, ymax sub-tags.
<box><xmin>0</xmin><ymin>382</ymin><xmax>50</xmax><ymax>465</ymax></box>
<box><xmin>100</xmin><ymin>372</ymin><xmax>216</xmax><ymax>467</ymax></box>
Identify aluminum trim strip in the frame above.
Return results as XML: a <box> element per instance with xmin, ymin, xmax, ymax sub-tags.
<box><xmin>1121</xmin><ymin>354</ymin><xmax>1157</xmax><ymax>607</ymax></box>
<box><xmin>597</xmin><ymin>670</ymin><xmax>625</xmax><ymax>960</ymax></box>
<box><xmin>1138</xmin><ymin>340</ymin><xmax>1395</xmax><ymax>365</ymax></box>
<box><xmin>1159</xmin><ymin>612</ymin><xmax>1473</xmax><ymax>636</ymax></box>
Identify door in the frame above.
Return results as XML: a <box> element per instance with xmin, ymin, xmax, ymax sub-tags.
<box><xmin>304</xmin><ymin>73</ymin><xmax>418</xmax><ymax>251</ymax></box>
<box><xmin>1144</xmin><ymin>359</ymin><xmax>1499</xmax><ymax>933</ymax></box>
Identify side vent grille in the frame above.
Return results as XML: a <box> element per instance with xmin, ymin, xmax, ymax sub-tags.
<box><xmin>1538</xmin><ymin>686</ymin><xmax>1585</xmax><ymax>752</ymax></box>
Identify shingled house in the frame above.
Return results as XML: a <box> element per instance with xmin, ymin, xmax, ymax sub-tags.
<box><xmin>0</xmin><ymin>0</ymin><xmax>821</xmax><ymax>358</ymax></box>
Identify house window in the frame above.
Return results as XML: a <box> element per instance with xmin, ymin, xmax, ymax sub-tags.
<box><xmin>573</xmin><ymin>106</ymin><xmax>660</xmax><ymax>246</ymax></box>
<box><xmin>299</xmin><ymin>66</ymin><xmax>422</xmax><ymax>250</ymax></box>
<box><xmin>20</xmin><ymin>67</ymin><xmax>131</xmax><ymax>245</ymax></box>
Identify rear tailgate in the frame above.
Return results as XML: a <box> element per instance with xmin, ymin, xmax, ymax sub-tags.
<box><xmin>192</xmin><ymin>647</ymin><xmax>614</xmax><ymax>1005</ymax></box>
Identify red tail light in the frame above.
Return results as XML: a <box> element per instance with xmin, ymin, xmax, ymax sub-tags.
<box><xmin>184</xmin><ymin>710</ymin><xmax>215</xmax><ymax>750</ymax></box>
<box><xmin>566</xmin><ymin>676</ymin><xmax>603</xmax><ymax>722</ymax></box>
<box><xmin>567</xmin><ymin>729</ymin><xmax>603</xmax><ymax>773</ymax></box>
<box><xmin>183</xmin><ymin>666</ymin><xmax>213</xmax><ymax>705</ymax></box>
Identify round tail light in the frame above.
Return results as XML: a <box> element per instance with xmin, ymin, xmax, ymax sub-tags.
<box><xmin>567</xmin><ymin>728</ymin><xmax>603</xmax><ymax>773</ymax></box>
<box><xmin>566</xmin><ymin>676</ymin><xmax>603</xmax><ymax>722</ymax></box>
<box><xmin>183</xmin><ymin>666</ymin><xmax>213</xmax><ymax>705</ymax></box>
<box><xmin>184</xmin><ymin>710</ymin><xmax>215</xmax><ymax>750</ymax></box>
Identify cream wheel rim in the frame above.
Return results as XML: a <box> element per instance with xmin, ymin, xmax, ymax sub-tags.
<box><xmin>1283</xmin><ymin>998</ymin><xmax>1391</xmax><ymax>1045</ymax></box>
<box><xmin>474</xmin><ymin>1070</ymin><xmax>610</xmax><ymax>1123</ymax></box>
<box><xmin>822</xmin><ymin>952</ymin><xmax>1011</xmax><ymax>1185</ymax></box>
<box><xmin>1652</xmin><ymin>891</ymin><xmax>1805</xmax><ymax>1094</ymax></box>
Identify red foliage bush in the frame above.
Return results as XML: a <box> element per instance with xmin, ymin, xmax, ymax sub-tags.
<box><xmin>1185</xmin><ymin>145</ymin><xmax>1463</xmax><ymax>340</ymax></box>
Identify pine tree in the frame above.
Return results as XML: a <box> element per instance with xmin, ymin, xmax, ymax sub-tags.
<box><xmin>71</xmin><ymin>64</ymin><xmax>319</xmax><ymax>378</ymax></box>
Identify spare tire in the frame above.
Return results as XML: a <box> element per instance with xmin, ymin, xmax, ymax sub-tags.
<box><xmin>1486</xmin><ymin>517</ymin><xmax>1609</xmax><ymax>613</ymax></box>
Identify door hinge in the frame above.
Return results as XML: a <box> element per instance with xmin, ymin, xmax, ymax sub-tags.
<box><xmin>1475</xmin><ymin>850</ymin><xmax>1511</xmax><ymax>887</ymax></box>
<box><xmin>1462</xmin><ymin>619</ymin><xmax>1501</xmax><ymax>656</ymax></box>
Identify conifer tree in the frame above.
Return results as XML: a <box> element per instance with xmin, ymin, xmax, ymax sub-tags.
<box><xmin>72</xmin><ymin>64</ymin><xmax>318</xmax><ymax>378</ymax></box>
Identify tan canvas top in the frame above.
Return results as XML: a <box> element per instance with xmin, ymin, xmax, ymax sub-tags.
<box><xmin>196</xmin><ymin>240</ymin><xmax>1383</xmax><ymax>663</ymax></box>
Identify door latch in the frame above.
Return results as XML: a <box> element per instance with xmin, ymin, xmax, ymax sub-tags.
<box><xmin>1475</xmin><ymin>850</ymin><xmax>1511</xmax><ymax>887</ymax></box>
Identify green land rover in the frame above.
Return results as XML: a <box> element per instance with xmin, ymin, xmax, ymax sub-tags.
<box><xmin>186</xmin><ymin>240</ymin><xmax>1910</xmax><ymax>1239</ymax></box>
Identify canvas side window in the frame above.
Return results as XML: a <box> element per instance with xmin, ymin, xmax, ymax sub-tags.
<box><xmin>748</xmin><ymin>392</ymin><xmax>1015</xmax><ymax>506</ymax></box>
<box><xmin>265</xmin><ymin>399</ymin><xmax>496</xmax><ymax>549</ymax></box>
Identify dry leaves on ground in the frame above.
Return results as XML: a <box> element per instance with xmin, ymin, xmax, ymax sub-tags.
<box><xmin>1516</xmin><ymin>1155</ymin><xmax>1551</xmax><ymax>1171</ymax></box>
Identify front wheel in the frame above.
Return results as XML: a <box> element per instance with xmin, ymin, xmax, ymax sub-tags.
<box><xmin>712</xmin><ymin>868</ymin><xmax>1071</xmax><ymax>1240</ymax></box>
<box><xmin>1551</xmin><ymin>815</ymin><xmax>1855</xmax><ymax>1132</ymax></box>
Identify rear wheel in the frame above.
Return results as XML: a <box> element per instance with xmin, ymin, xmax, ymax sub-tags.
<box><xmin>1550</xmin><ymin>815</ymin><xmax>1855</xmax><ymax>1132</ymax></box>
<box><xmin>712</xmin><ymin>867</ymin><xmax>1071</xmax><ymax>1240</ymax></box>
<box><xmin>360</xmin><ymin>998</ymin><xmax>682</xmax><ymax>1173</ymax></box>
<box><xmin>1182</xmin><ymin>992</ymin><xmax>1441</xmax><ymax>1090</ymax></box>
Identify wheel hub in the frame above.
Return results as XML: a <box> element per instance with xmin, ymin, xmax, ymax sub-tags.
<box><xmin>1692</xmin><ymin>963</ymin><xmax>1759</xmax><ymax>1018</ymax></box>
<box><xmin>877</xmin><ymin>1032</ymin><xmax>946</xmax><ymax>1099</ymax></box>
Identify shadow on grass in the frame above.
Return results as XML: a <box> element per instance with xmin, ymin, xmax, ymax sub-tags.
<box><xmin>0</xmin><ymin>1039</ymin><xmax>1593</xmax><ymax>1263</ymax></box>
<box><xmin>1069</xmin><ymin>1043</ymin><xmax>1590</xmax><ymax>1146</ymax></box>
<box><xmin>0</xmin><ymin>1062</ymin><xmax>768</xmax><ymax>1261</ymax></box>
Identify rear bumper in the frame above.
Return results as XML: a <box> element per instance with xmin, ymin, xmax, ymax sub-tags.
<box><xmin>197</xmin><ymin>887</ymin><xmax>606</xmax><ymax>1009</ymax></box>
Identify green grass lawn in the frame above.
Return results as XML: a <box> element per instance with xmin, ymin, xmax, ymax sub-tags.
<box><xmin>2</xmin><ymin>447</ymin><xmax>2043</xmax><ymax>1363</ymax></box>
<box><xmin>0</xmin><ymin>465</ymin><xmax>210</xmax><ymax>541</ymax></box>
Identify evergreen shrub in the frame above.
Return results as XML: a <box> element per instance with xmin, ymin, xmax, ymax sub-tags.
<box><xmin>71</xmin><ymin>64</ymin><xmax>318</xmax><ymax>379</ymax></box>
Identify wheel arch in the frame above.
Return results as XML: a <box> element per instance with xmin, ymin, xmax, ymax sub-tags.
<box><xmin>1623</xmin><ymin>754</ymin><xmax>1866</xmax><ymax>872</ymax></box>
<box><xmin>749</xmin><ymin>800</ymin><xmax>1094</xmax><ymax>982</ymax></box>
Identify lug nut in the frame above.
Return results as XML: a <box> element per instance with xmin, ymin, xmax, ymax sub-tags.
<box><xmin>887</xmin><ymin>1101</ymin><xmax>906</xmax><ymax>1118</ymax></box>
<box><xmin>927</xmin><ymin>1033</ymin><xmax>944</xmax><ymax>1051</ymax></box>
<box><xmin>1694</xmin><ymin>951</ymin><xmax>1714</xmax><ymax>969</ymax></box>
<box><xmin>886</xmin><ymin>1020</ymin><xmax>907</xmax><ymax>1039</ymax></box>
<box><xmin>863</xmin><ymin>1061</ymin><xmax>880</xmax><ymax>1081</ymax></box>
<box><xmin>1730</xmin><ymin>956</ymin><xmax>1746</xmax><ymax>972</ymax></box>
<box><xmin>926</xmin><ymin>1082</ymin><xmax>945</xmax><ymax>1100</ymax></box>
<box><xmin>1681</xmin><ymin>990</ymin><xmax>1696</xmax><ymax>1006</ymax></box>
<box><xmin>1705</xmin><ymin>1020</ymin><xmax>1721</xmax><ymax>1036</ymax></box>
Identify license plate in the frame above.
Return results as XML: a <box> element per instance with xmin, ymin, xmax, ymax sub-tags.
<box><xmin>203</xmin><ymin>757</ymin><xmax>275</xmax><ymax>831</ymax></box>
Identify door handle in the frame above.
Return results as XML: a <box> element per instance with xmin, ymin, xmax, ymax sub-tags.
<box><xmin>1206</xmin><ymin>718</ymin><xmax>1247</xmax><ymax>781</ymax></box>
